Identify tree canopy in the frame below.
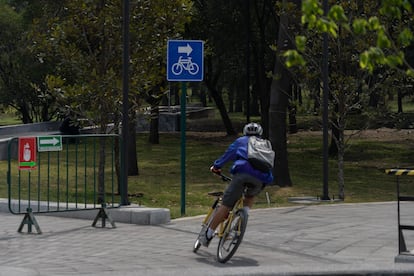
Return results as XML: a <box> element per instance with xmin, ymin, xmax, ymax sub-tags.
<box><xmin>28</xmin><ymin>0</ymin><xmax>192</xmax><ymax>131</ymax></box>
<box><xmin>0</xmin><ymin>0</ymin><xmax>55</xmax><ymax>123</ymax></box>
<box><xmin>280</xmin><ymin>0</ymin><xmax>414</xmax><ymax>198</ymax></box>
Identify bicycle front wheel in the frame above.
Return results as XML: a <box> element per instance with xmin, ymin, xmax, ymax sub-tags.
<box><xmin>193</xmin><ymin>223</ymin><xmax>208</xmax><ymax>253</ymax></box>
<box><xmin>216</xmin><ymin>208</ymin><xmax>248</xmax><ymax>263</ymax></box>
<box><xmin>193</xmin><ymin>203</ymin><xmax>220</xmax><ymax>253</ymax></box>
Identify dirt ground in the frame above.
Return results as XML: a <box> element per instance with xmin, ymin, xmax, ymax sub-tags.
<box><xmin>187</xmin><ymin>127</ymin><xmax>414</xmax><ymax>142</ymax></box>
<box><xmin>290</xmin><ymin>127</ymin><xmax>414</xmax><ymax>142</ymax></box>
<box><xmin>351</xmin><ymin>128</ymin><xmax>414</xmax><ymax>141</ymax></box>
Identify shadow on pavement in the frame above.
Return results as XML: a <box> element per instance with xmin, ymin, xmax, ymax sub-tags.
<box><xmin>193</xmin><ymin>250</ymin><xmax>259</xmax><ymax>267</ymax></box>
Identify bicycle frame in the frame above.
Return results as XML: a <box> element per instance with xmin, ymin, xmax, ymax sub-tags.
<box><xmin>216</xmin><ymin>196</ymin><xmax>244</xmax><ymax>239</ymax></box>
<box><xmin>201</xmin><ymin>196</ymin><xmax>220</xmax><ymax>225</ymax></box>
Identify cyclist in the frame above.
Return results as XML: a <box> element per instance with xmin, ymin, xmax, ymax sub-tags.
<box><xmin>199</xmin><ymin>122</ymin><xmax>274</xmax><ymax>247</ymax></box>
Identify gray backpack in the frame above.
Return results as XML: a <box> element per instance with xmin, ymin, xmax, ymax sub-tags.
<box><xmin>247</xmin><ymin>136</ymin><xmax>275</xmax><ymax>172</ymax></box>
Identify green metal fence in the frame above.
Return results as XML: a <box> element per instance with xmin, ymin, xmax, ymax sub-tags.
<box><xmin>7</xmin><ymin>134</ymin><xmax>122</xmax><ymax>233</ymax></box>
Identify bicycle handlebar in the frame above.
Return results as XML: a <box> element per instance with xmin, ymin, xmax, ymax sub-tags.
<box><xmin>221</xmin><ymin>174</ymin><xmax>232</xmax><ymax>182</ymax></box>
<box><xmin>213</xmin><ymin>172</ymin><xmax>232</xmax><ymax>182</ymax></box>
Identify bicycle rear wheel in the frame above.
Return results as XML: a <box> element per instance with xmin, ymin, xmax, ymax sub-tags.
<box><xmin>216</xmin><ymin>208</ymin><xmax>248</xmax><ymax>263</ymax></box>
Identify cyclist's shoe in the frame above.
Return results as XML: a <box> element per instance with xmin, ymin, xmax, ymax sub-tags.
<box><xmin>199</xmin><ymin>231</ymin><xmax>213</xmax><ymax>247</ymax></box>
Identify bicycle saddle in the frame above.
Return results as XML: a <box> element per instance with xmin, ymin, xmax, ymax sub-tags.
<box><xmin>208</xmin><ymin>191</ymin><xmax>224</xmax><ymax>197</ymax></box>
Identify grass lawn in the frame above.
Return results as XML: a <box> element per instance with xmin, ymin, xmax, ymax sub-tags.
<box><xmin>128</xmin><ymin>129</ymin><xmax>414</xmax><ymax>218</ymax></box>
<box><xmin>0</xmin><ymin>112</ymin><xmax>20</xmax><ymax>126</ymax></box>
<box><xmin>2</xmin><ymin>110</ymin><xmax>414</xmax><ymax>219</ymax></box>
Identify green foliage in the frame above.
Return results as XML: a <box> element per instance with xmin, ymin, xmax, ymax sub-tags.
<box><xmin>0</xmin><ymin>1</ymin><xmax>51</xmax><ymax>123</ymax></box>
<box><xmin>129</xmin><ymin>0</ymin><xmax>193</xmax><ymax>95</ymax></box>
<box><xmin>287</xmin><ymin>0</ymin><xmax>414</xmax><ymax>76</ymax></box>
<box><xmin>30</xmin><ymin>0</ymin><xmax>193</xmax><ymax>127</ymax></box>
<box><xmin>283</xmin><ymin>49</ymin><xmax>306</xmax><ymax>67</ymax></box>
<box><xmin>301</xmin><ymin>0</ymin><xmax>323</xmax><ymax>27</ymax></box>
<box><xmin>379</xmin><ymin>0</ymin><xmax>412</xmax><ymax>19</ymax></box>
<box><xmin>0</xmin><ymin>1</ymin><xmax>22</xmax><ymax>30</ymax></box>
<box><xmin>328</xmin><ymin>5</ymin><xmax>347</xmax><ymax>22</ymax></box>
<box><xmin>188</xmin><ymin>0</ymin><xmax>279</xmax><ymax>123</ymax></box>
<box><xmin>352</xmin><ymin>18</ymin><xmax>368</xmax><ymax>35</ymax></box>
<box><xmin>301</xmin><ymin>0</ymin><xmax>347</xmax><ymax>38</ymax></box>
<box><xmin>399</xmin><ymin>28</ymin><xmax>414</xmax><ymax>47</ymax></box>
<box><xmin>280</xmin><ymin>0</ymin><xmax>414</xmax><ymax>198</ymax></box>
<box><xmin>368</xmin><ymin>16</ymin><xmax>381</xmax><ymax>31</ymax></box>
<box><xmin>407</xmin><ymin>68</ymin><xmax>414</xmax><ymax>77</ymax></box>
<box><xmin>283</xmin><ymin>0</ymin><xmax>414</xmax><ymax>128</ymax></box>
<box><xmin>295</xmin><ymin>36</ymin><xmax>306</xmax><ymax>52</ymax></box>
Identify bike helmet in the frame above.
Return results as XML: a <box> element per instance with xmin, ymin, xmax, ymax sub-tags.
<box><xmin>243</xmin><ymin>122</ymin><xmax>263</xmax><ymax>136</ymax></box>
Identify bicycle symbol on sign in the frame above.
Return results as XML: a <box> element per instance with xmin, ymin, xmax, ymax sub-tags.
<box><xmin>171</xmin><ymin>56</ymin><xmax>200</xmax><ymax>76</ymax></box>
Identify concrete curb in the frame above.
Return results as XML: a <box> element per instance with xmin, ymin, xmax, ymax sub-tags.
<box><xmin>0</xmin><ymin>198</ymin><xmax>170</xmax><ymax>225</ymax></box>
<box><xmin>42</xmin><ymin>205</ymin><xmax>171</xmax><ymax>225</ymax></box>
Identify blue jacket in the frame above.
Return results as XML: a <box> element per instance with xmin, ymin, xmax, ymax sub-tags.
<box><xmin>213</xmin><ymin>136</ymin><xmax>274</xmax><ymax>185</ymax></box>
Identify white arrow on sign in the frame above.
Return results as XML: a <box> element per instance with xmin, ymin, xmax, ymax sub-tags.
<box><xmin>178</xmin><ymin>43</ymin><xmax>193</xmax><ymax>56</ymax></box>
<box><xmin>40</xmin><ymin>137</ymin><xmax>60</xmax><ymax>146</ymax></box>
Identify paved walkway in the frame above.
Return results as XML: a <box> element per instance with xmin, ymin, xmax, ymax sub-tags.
<box><xmin>1</xmin><ymin>202</ymin><xmax>414</xmax><ymax>275</ymax></box>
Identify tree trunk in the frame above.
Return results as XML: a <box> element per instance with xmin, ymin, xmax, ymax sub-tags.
<box><xmin>288</xmin><ymin>101</ymin><xmax>297</xmax><ymax>134</ymax></box>
<box><xmin>250</xmin><ymin>0</ymin><xmax>277</xmax><ymax>137</ymax></box>
<box><xmin>127</xmin><ymin>113</ymin><xmax>139</xmax><ymax>176</ymax></box>
<box><xmin>235</xmin><ymin>82</ymin><xmax>244</xmax><ymax>113</ymax></box>
<box><xmin>398</xmin><ymin>90</ymin><xmax>403</xmax><ymax>113</ymax></box>
<box><xmin>329</xmin><ymin>121</ymin><xmax>339</xmax><ymax>156</ymax></box>
<box><xmin>207</xmin><ymin>85</ymin><xmax>236</xmax><ymax>136</ymax></box>
<box><xmin>204</xmin><ymin>57</ymin><xmax>236</xmax><ymax>135</ymax></box>
<box><xmin>312</xmin><ymin>82</ymin><xmax>321</xmax><ymax>115</ymax></box>
<box><xmin>337</xmin><ymin>121</ymin><xmax>345</xmax><ymax>200</ymax></box>
<box><xmin>269</xmin><ymin>72</ymin><xmax>292</xmax><ymax>187</ymax></box>
<box><xmin>19</xmin><ymin>102</ymin><xmax>32</xmax><ymax>124</ymax></box>
<box><xmin>200</xmin><ymin>88</ymin><xmax>207</xmax><ymax>107</ymax></box>
<box><xmin>289</xmin><ymin>84</ymin><xmax>298</xmax><ymax>134</ymax></box>
<box><xmin>114</xmin><ymin>135</ymin><xmax>121</xmax><ymax>195</ymax></box>
<box><xmin>149</xmin><ymin>105</ymin><xmax>160</xmax><ymax>144</ymax></box>
<box><xmin>228</xmin><ymin>86</ymin><xmax>234</xmax><ymax>113</ymax></box>
<box><xmin>250</xmin><ymin>84</ymin><xmax>260</xmax><ymax>116</ymax></box>
<box><xmin>112</xmin><ymin>112</ymin><xmax>121</xmax><ymax>195</ymax></box>
<box><xmin>268</xmin><ymin>0</ymin><xmax>300</xmax><ymax>187</ymax></box>
<box><xmin>172</xmin><ymin>83</ymin><xmax>180</xmax><ymax>106</ymax></box>
<box><xmin>98</xmin><ymin>136</ymin><xmax>106</xmax><ymax>204</ymax></box>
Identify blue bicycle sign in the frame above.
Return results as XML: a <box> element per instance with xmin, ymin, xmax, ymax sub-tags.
<box><xmin>167</xmin><ymin>40</ymin><xmax>204</xmax><ymax>81</ymax></box>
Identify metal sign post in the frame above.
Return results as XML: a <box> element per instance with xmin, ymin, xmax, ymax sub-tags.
<box><xmin>321</xmin><ymin>0</ymin><xmax>330</xmax><ymax>200</ymax></box>
<box><xmin>167</xmin><ymin>40</ymin><xmax>204</xmax><ymax>216</ymax></box>
<box><xmin>121</xmin><ymin>0</ymin><xmax>130</xmax><ymax>206</ymax></box>
<box><xmin>180</xmin><ymin>82</ymin><xmax>187</xmax><ymax>215</ymax></box>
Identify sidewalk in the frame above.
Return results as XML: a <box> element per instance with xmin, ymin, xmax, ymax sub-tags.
<box><xmin>1</xmin><ymin>202</ymin><xmax>414</xmax><ymax>275</ymax></box>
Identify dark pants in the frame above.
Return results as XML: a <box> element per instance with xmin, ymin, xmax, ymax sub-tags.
<box><xmin>222</xmin><ymin>173</ymin><xmax>263</xmax><ymax>207</ymax></box>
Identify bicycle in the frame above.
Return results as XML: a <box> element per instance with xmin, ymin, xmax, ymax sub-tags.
<box><xmin>193</xmin><ymin>173</ymin><xmax>248</xmax><ymax>263</ymax></box>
